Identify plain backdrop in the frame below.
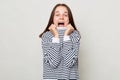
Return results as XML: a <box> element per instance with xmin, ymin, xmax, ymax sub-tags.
<box><xmin>0</xmin><ymin>0</ymin><xmax>120</xmax><ymax>80</ymax></box>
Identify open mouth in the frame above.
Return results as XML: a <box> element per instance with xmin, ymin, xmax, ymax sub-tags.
<box><xmin>58</xmin><ymin>22</ymin><xmax>64</xmax><ymax>27</ymax></box>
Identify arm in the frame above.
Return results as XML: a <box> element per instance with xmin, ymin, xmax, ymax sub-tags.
<box><xmin>41</xmin><ymin>32</ymin><xmax>61</xmax><ymax>69</ymax></box>
<box><xmin>62</xmin><ymin>30</ymin><xmax>80</xmax><ymax>68</ymax></box>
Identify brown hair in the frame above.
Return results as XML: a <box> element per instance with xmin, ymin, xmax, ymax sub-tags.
<box><xmin>39</xmin><ymin>3</ymin><xmax>79</xmax><ymax>38</ymax></box>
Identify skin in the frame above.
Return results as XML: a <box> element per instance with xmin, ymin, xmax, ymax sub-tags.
<box><xmin>49</xmin><ymin>6</ymin><xmax>74</xmax><ymax>38</ymax></box>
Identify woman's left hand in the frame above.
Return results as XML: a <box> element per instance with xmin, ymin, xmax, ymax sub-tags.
<box><xmin>64</xmin><ymin>24</ymin><xmax>74</xmax><ymax>36</ymax></box>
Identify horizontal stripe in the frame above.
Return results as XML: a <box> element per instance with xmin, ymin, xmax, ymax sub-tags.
<box><xmin>41</xmin><ymin>30</ymin><xmax>80</xmax><ymax>80</ymax></box>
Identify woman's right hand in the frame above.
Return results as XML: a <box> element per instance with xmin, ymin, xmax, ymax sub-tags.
<box><xmin>49</xmin><ymin>24</ymin><xmax>59</xmax><ymax>38</ymax></box>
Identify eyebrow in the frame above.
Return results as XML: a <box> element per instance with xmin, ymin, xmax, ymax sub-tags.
<box><xmin>55</xmin><ymin>11</ymin><xmax>68</xmax><ymax>13</ymax></box>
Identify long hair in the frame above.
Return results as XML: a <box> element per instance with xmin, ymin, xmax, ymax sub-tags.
<box><xmin>39</xmin><ymin>3</ymin><xmax>79</xmax><ymax>38</ymax></box>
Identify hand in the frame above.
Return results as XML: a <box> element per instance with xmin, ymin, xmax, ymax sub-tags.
<box><xmin>64</xmin><ymin>24</ymin><xmax>74</xmax><ymax>36</ymax></box>
<box><xmin>49</xmin><ymin>24</ymin><xmax>59</xmax><ymax>38</ymax></box>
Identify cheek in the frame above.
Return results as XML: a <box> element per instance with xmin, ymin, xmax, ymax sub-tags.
<box><xmin>65</xmin><ymin>18</ymin><xmax>69</xmax><ymax>24</ymax></box>
<box><xmin>64</xmin><ymin>18</ymin><xmax>69</xmax><ymax>26</ymax></box>
<box><xmin>53</xmin><ymin>17</ymin><xmax>59</xmax><ymax>24</ymax></box>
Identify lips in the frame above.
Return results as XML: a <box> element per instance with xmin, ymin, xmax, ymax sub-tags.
<box><xmin>58</xmin><ymin>22</ymin><xmax>64</xmax><ymax>27</ymax></box>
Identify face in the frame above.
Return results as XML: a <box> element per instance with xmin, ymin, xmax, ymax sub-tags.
<box><xmin>53</xmin><ymin>6</ymin><xmax>69</xmax><ymax>27</ymax></box>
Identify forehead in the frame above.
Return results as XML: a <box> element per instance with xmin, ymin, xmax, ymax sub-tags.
<box><xmin>55</xmin><ymin>6</ymin><xmax>68</xmax><ymax>13</ymax></box>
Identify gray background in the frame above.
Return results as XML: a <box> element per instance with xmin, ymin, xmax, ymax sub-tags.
<box><xmin>0</xmin><ymin>0</ymin><xmax>120</xmax><ymax>80</ymax></box>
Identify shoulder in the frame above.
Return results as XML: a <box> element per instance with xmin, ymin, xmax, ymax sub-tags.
<box><xmin>41</xmin><ymin>31</ymin><xmax>53</xmax><ymax>41</ymax></box>
<box><xmin>70</xmin><ymin>30</ymin><xmax>81</xmax><ymax>42</ymax></box>
<box><xmin>70</xmin><ymin>30</ymin><xmax>81</xmax><ymax>38</ymax></box>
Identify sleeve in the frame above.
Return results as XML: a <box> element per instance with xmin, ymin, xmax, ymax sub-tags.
<box><xmin>41</xmin><ymin>32</ymin><xmax>61</xmax><ymax>69</ymax></box>
<box><xmin>52</xmin><ymin>37</ymin><xmax>60</xmax><ymax>43</ymax></box>
<box><xmin>63</xmin><ymin>35</ymin><xmax>70</xmax><ymax>41</ymax></box>
<box><xmin>62</xmin><ymin>30</ymin><xmax>81</xmax><ymax>68</ymax></box>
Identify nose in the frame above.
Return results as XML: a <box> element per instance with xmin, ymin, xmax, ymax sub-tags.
<box><xmin>59</xmin><ymin>15</ymin><xmax>64</xmax><ymax>20</ymax></box>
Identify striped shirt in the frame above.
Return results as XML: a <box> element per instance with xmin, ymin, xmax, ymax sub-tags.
<box><xmin>41</xmin><ymin>28</ymin><xmax>81</xmax><ymax>80</ymax></box>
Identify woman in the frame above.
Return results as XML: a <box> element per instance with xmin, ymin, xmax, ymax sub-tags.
<box><xmin>39</xmin><ymin>3</ymin><xmax>81</xmax><ymax>80</ymax></box>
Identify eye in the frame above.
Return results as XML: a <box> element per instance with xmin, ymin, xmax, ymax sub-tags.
<box><xmin>55</xmin><ymin>14</ymin><xmax>60</xmax><ymax>16</ymax></box>
<box><xmin>64</xmin><ymin>14</ymin><xmax>68</xmax><ymax>17</ymax></box>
